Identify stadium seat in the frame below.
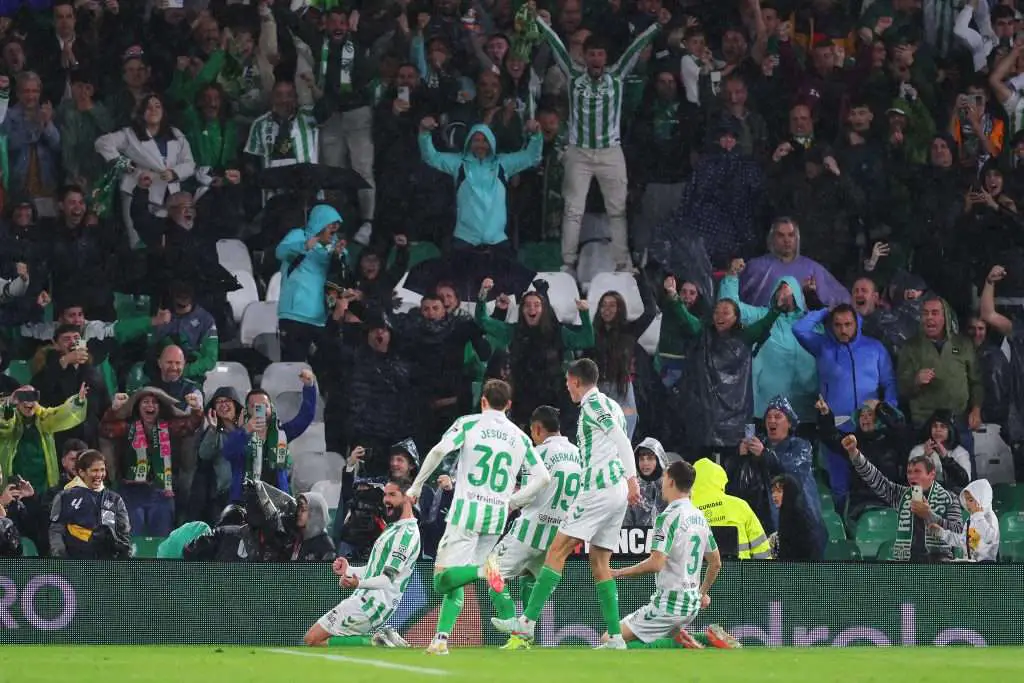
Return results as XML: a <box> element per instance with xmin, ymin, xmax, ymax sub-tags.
<box><xmin>323</xmin><ymin>451</ymin><xmax>346</xmax><ymax>482</ymax></box>
<box><xmin>132</xmin><ymin>537</ymin><xmax>165</xmax><ymax>559</ymax></box>
<box><xmin>973</xmin><ymin>424</ymin><xmax>1016</xmax><ymax>485</ymax></box>
<box><xmin>203</xmin><ymin>362</ymin><xmax>253</xmax><ymax>401</ymax></box>
<box><xmin>265</xmin><ymin>272</ymin><xmax>282</xmax><ymax>302</ymax></box>
<box><xmin>532</xmin><ymin>272</ymin><xmax>581</xmax><ymax>325</ymax></box>
<box><xmin>21</xmin><ymin>537</ymin><xmax>38</xmax><ymax>557</ymax></box>
<box><xmin>875</xmin><ymin>541</ymin><xmax>895</xmax><ymax>561</ymax></box>
<box><xmin>239</xmin><ymin>302</ymin><xmax>280</xmax><ymax>361</ymax></box>
<box><xmin>823</xmin><ymin>539</ymin><xmax>861</xmax><ymax>561</ymax></box>
<box><xmin>387</xmin><ymin>241</ymin><xmax>441</xmax><ymax>271</ymax></box>
<box><xmin>290</xmin><ymin>422</ymin><xmax>327</xmax><ymax>456</ymax></box>
<box><xmin>216</xmin><ymin>239</ymin><xmax>253</xmax><ymax>274</ymax></box>
<box><xmin>312</xmin><ymin>480</ymin><xmax>342</xmax><ymax>509</ymax></box>
<box><xmin>999</xmin><ymin>540</ymin><xmax>1024</xmax><ymax>563</ymax></box>
<box><xmin>274</xmin><ymin>390</ymin><xmax>325</xmax><ymax>423</ymax></box>
<box><xmin>518</xmin><ymin>241</ymin><xmax>561</xmax><ymax>273</ymax></box>
<box><xmin>637</xmin><ymin>314</ymin><xmax>661</xmax><ymax>355</ymax></box>
<box><xmin>227</xmin><ymin>270</ymin><xmax>260</xmax><ymax>324</ymax></box>
<box><xmin>261</xmin><ymin>362</ymin><xmax>310</xmax><ymax>397</ymax></box>
<box><xmin>587</xmin><ymin>272</ymin><xmax>644</xmax><ymax>321</ymax></box>
<box><xmin>819</xmin><ymin>489</ymin><xmax>836</xmax><ymax>515</ymax></box>
<box><xmin>126</xmin><ymin>362</ymin><xmax>148</xmax><ymax>393</ymax></box>
<box><xmin>993</xmin><ymin>484</ymin><xmax>1024</xmax><ymax>514</ymax></box>
<box><xmin>854</xmin><ymin>509</ymin><xmax>898</xmax><ymax>558</ymax></box>
<box><xmin>821</xmin><ymin>509</ymin><xmax>847</xmax><ymax>541</ymax></box>
<box><xmin>114</xmin><ymin>292</ymin><xmax>150</xmax><ymax>321</ymax></box>
<box><xmin>999</xmin><ymin>511</ymin><xmax>1024</xmax><ymax>544</ymax></box>
<box><xmin>4</xmin><ymin>360</ymin><xmax>32</xmax><ymax>386</ymax></box>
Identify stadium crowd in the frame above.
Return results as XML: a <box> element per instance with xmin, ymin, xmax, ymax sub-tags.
<box><xmin>0</xmin><ymin>0</ymin><xmax>1022</xmax><ymax>567</ymax></box>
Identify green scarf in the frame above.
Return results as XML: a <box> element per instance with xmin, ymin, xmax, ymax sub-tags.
<box><xmin>893</xmin><ymin>483</ymin><xmax>955</xmax><ymax>561</ymax></box>
<box><xmin>511</xmin><ymin>4</ymin><xmax>542</xmax><ymax>61</ymax></box>
<box><xmin>319</xmin><ymin>38</ymin><xmax>356</xmax><ymax>93</ymax></box>
<box><xmin>243</xmin><ymin>408</ymin><xmax>290</xmax><ymax>482</ymax></box>
<box><xmin>91</xmin><ymin>156</ymin><xmax>132</xmax><ymax>218</ymax></box>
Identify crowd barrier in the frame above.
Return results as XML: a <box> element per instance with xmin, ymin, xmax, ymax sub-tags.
<box><xmin>0</xmin><ymin>559</ymin><xmax>1019</xmax><ymax>647</ymax></box>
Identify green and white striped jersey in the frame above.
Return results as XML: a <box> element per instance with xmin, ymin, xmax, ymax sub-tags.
<box><xmin>438</xmin><ymin>410</ymin><xmax>541</xmax><ymax>535</ymax></box>
<box><xmin>243</xmin><ymin>107</ymin><xmax>320</xmax><ymax>167</ymax></box>
<box><xmin>1000</xmin><ymin>74</ymin><xmax>1024</xmax><ymax>138</ymax></box>
<box><xmin>538</xmin><ymin>19</ymin><xmax>660</xmax><ymax>149</ymax></box>
<box><xmin>650</xmin><ymin>498</ymin><xmax>716</xmax><ymax>617</ymax></box>
<box><xmin>509</xmin><ymin>435</ymin><xmax>584</xmax><ymax>551</ymax></box>
<box><xmin>350</xmin><ymin>518</ymin><xmax>421</xmax><ymax>623</ymax></box>
<box><xmin>577</xmin><ymin>387</ymin><xmax>628</xmax><ymax>491</ymax></box>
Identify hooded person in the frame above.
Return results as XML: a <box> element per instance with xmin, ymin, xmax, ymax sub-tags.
<box><xmin>757</xmin><ymin>396</ymin><xmax>826</xmax><ymax>557</ymax></box>
<box><xmin>275</xmin><ymin>204</ymin><xmax>345</xmax><ymax>362</ymax></box>
<box><xmin>908</xmin><ymin>410</ymin><xmax>972</xmax><ymax>492</ymax></box>
<box><xmin>622</xmin><ymin>437</ymin><xmax>667</xmax><ymax>527</ymax></box>
<box><xmin>99</xmin><ymin>386</ymin><xmax>204</xmax><ymax>537</ymax></box>
<box><xmin>290</xmin><ymin>491</ymin><xmax>335</xmax><ymax>561</ymax></box>
<box><xmin>191</xmin><ymin>387</ymin><xmax>244</xmax><ymax>525</ymax></box>
<box><xmin>720</xmin><ymin>265</ymin><xmax>819</xmax><ymax>421</ymax></box>
<box><xmin>769</xmin><ymin>474</ymin><xmax>823</xmax><ymax>562</ymax></box>
<box><xmin>48</xmin><ymin>450</ymin><xmax>131</xmax><ymax>559</ymax></box>
<box><xmin>930</xmin><ymin>479</ymin><xmax>999</xmax><ymax>562</ymax></box>
<box><xmin>418</xmin><ymin>119</ymin><xmax>543</xmax><ymax>250</ymax></box>
<box><xmin>222</xmin><ymin>387</ymin><xmax>317</xmax><ymax>503</ymax></box>
<box><xmin>690</xmin><ymin>458</ymin><xmax>771</xmax><ymax>560</ymax></box>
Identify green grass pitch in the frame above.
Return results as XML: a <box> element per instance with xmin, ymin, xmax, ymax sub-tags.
<box><xmin>4</xmin><ymin>646</ymin><xmax>1023</xmax><ymax>682</ymax></box>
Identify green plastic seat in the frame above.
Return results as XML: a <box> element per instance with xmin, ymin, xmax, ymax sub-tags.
<box><xmin>999</xmin><ymin>512</ymin><xmax>1024</xmax><ymax>544</ymax></box>
<box><xmin>386</xmin><ymin>241</ymin><xmax>441</xmax><ymax>271</ymax></box>
<box><xmin>875</xmin><ymin>541</ymin><xmax>896</xmax><ymax>561</ymax></box>
<box><xmin>819</xmin><ymin>489</ymin><xmax>836</xmax><ymax>515</ymax></box>
<box><xmin>855</xmin><ymin>509</ymin><xmax>898</xmax><ymax>558</ymax></box>
<box><xmin>4</xmin><ymin>360</ymin><xmax>32</xmax><ymax>386</ymax></box>
<box><xmin>824</xmin><ymin>539</ymin><xmax>862</xmax><ymax>561</ymax></box>
<box><xmin>126</xmin><ymin>362</ymin><xmax>149</xmax><ymax>393</ymax></box>
<box><xmin>822</xmin><ymin>509</ymin><xmax>847</xmax><ymax>541</ymax></box>
<box><xmin>993</xmin><ymin>484</ymin><xmax>1024</xmax><ymax>514</ymax></box>
<box><xmin>132</xmin><ymin>537</ymin><xmax>166</xmax><ymax>559</ymax></box>
<box><xmin>518</xmin><ymin>241</ymin><xmax>562</xmax><ymax>273</ymax></box>
<box><xmin>999</xmin><ymin>540</ymin><xmax>1024</xmax><ymax>563</ymax></box>
<box><xmin>20</xmin><ymin>537</ymin><xmax>38</xmax><ymax>557</ymax></box>
<box><xmin>114</xmin><ymin>292</ymin><xmax>149</xmax><ymax>321</ymax></box>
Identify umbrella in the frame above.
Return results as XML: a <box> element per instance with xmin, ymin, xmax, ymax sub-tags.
<box><xmin>403</xmin><ymin>250</ymin><xmax>537</xmax><ymax>302</ymax></box>
<box><xmin>258</xmin><ymin>163</ymin><xmax>371</xmax><ymax>192</ymax></box>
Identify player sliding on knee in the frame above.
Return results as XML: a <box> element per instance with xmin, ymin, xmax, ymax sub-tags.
<box><xmin>407</xmin><ymin>379</ymin><xmax>550</xmax><ymax>655</ymax></box>
<box><xmin>304</xmin><ymin>477</ymin><xmax>420</xmax><ymax>648</ymax></box>
<box><xmin>490</xmin><ymin>405</ymin><xmax>584</xmax><ymax>650</ymax></box>
<box><xmin>492</xmin><ymin>359</ymin><xmax>640</xmax><ymax>650</ymax></box>
<box><xmin>604</xmin><ymin>460</ymin><xmax>739</xmax><ymax>650</ymax></box>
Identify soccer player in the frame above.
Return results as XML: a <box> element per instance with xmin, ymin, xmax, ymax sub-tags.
<box><xmin>608</xmin><ymin>460</ymin><xmax>739</xmax><ymax>650</ymax></box>
<box><xmin>536</xmin><ymin>12</ymin><xmax>662</xmax><ymax>274</ymax></box>
<box><xmin>491</xmin><ymin>405</ymin><xmax>584</xmax><ymax>650</ymax></box>
<box><xmin>304</xmin><ymin>477</ymin><xmax>420</xmax><ymax>648</ymax></box>
<box><xmin>407</xmin><ymin>379</ymin><xmax>551</xmax><ymax>655</ymax></box>
<box><xmin>493</xmin><ymin>358</ymin><xmax>640</xmax><ymax>649</ymax></box>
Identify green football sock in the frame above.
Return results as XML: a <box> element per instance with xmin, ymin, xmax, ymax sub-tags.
<box><xmin>626</xmin><ymin>638</ymin><xmax>677</xmax><ymax>649</ymax></box>
<box><xmin>519</xmin><ymin>576</ymin><xmax>535</xmax><ymax>611</ymax></box>
<box><xmin>327</xmin><ymin>635</ymin><xmax>372</xmax><ymax>647</ymax></box>
<box><xmin>523</xmin><ymin>566</ymin><xmax>562</xmax><ymax>622</ymax></box>
<box><xmin>433</xmin><ymin>566</ymin><xmax>480</xmax><ymax>595</ymax></box>
<box><xmin>595</xmin><ymin>579</ymin><xmax>621</xmax><ymax>636</ymax></box>
<box><xmin>694</xmin><ymin>632</ymin><xmax>710</xmax><ymax>647</ymax></box>
<box><xmin>490</xmin><ymin>586</ymin><xmax>516</xmax><ymax>620</ymax></box>
<box><xmin>436</xmin><ymin>586</ymin><xmax>465</xmax><ymax>636</ymax></box>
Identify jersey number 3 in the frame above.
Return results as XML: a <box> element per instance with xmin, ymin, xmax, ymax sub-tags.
<box><xmin>468</xmin><ymin>445</ymin><xmax>513</xmax><ymax>493</ymax></box>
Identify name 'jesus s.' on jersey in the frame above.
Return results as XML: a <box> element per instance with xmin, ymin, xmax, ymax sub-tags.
<box><xmin>436</xmin><ymin>409</ymin><xmax>541</xmax><ymax>535</ymax></box>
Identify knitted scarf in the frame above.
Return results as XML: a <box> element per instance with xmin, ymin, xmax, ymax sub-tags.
<box><xmin>244</xmin><ymin>410</ymin><xmax>290</xmax><ymax>482</ymax></box>
<box><xmin>893</xmin><ymin>482</ymin><xmax>955</xmax><ymax>561</ymax></box>
<box><xmin>319</xmin><ymin>38</ymin><xmax>355</xmax><ymax>93</ymax></box>
<box><xmin>128</xmin><ymin>420</ymin><xmax>173</xmax><ymax>492</ymax></box>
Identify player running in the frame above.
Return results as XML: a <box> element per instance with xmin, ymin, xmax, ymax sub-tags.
<box><xmin>493</xmin><ymin>358</ymin><xmax>640</xmax><ymax>649</ymax></box>
<box><xmin>304</xmin><ymin>477</ymin><xmax>420</xmax><ymax>648</ymax></box>
<box><xmin>408</xmin><ymin>379</ymin><xmax>551</xmax><ymax>655</ymax></box>
<box><xmin>490</xmin><ymin>405</ymin><xmax>584</xmax><ymax>650</ymax></box>
<box><xmin>608</xmin><ymin>460</ymin><xmax>740</xmax><ymax>650</ymax></box>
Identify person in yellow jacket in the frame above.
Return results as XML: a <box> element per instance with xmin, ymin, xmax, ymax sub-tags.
<box><xmin>0</xmin><ymin>384</ymin><xmax>89</xmax><ymax>493</ymax></box>
<box><xmin>691</xmin><ymin>458</ymin><xmax>772</xmax><ymax>560</ymax></box>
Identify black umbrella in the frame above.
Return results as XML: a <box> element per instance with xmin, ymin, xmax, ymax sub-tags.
<box><xmin>258</xmin><ymin>163</ymin><xmax>371</xmax><ymax>192</ymax></box>
<box><xmin>403</xmin><ymin>250</ymin><xmax>537</xmax><ymax>302</ymax></box>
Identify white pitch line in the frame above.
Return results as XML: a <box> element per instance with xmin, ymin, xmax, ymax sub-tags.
<box><xmin>268</xmin><ymin>648</ymin><xmax>449</xmax><ymax>676</ymax></box>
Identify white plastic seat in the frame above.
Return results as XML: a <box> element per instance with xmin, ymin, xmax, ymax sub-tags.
<box><xmin>266</xmin><ymin>272</ymin><xmax>282</xmax><ymax>302</ymax></box>
<box><xmin>588</xmin><ymin>272</ymin><xmax>644</xmax><ymax>321</ymax></box>
<box><xmin>203</xmin><ymin>362</ymin><xmax>252</xmax><ymax>401</ymax></box>
<box><xmin>637</xmin><ymin>314</ymin><xmax>662</xmax><ymax>356</ymax></box>
<box><xmin>239</xmin><ymin>301</ymin><xmax>279</xmax><ymax>346</ymax></box>
<box><xmin>216</xmin><ymin>239</ymin><xmax>252</xmax><ymax>274</ymax></box>
<box><xmin>531</xmin><ymin>272</ymin><xmax>581</xmax><ymax>325</ymax></box>
<box><xmin>227</xmin><ymin>270</ymin><xmax>259</xmax><ymax>323</ymax></box>
<box><xmin>311</xmin><ymin>479</ymin><xmax>343</xmax><ymax>509</ymax></box>
<box><xmin>290</xmin><ymin>422</ymin><xmax>327</xmax><ymax>456</ymax></box>
<box><xmin>260</xmin><ymin>362</ymin><xmax>310</xmax><ymax>397</ymax></box>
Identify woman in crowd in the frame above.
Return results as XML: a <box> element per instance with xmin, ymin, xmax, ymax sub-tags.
<box><xmin>95</xmin><ymin>93</ymin><xmax>196</xmax><ymax>248</ymax></box>
<box><xmin>908</xmin><ymin>411</ymin><xmax>972</xmax><ymax>493</ymax></box>
<box><xmin>48</xmin><ymin>450</ymin><xmax>130</xmax><ymax>559</ymax></box>
<box><xmin>769</xmin><ymin>473</ymin><xmax>823</xmax><ymax>562</ymax></box>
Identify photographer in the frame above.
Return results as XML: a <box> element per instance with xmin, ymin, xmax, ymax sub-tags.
<box><xmin>336</xmin><ymin>477</ymin><xmax>386</xmax><ymax>561</ymax></box>
<box><xmin>48</xmin><ymin>450</ymin><xmax>131</xmax><ymax>560</ymax></box>
<box><xmin>184</xmin><ymin>480</ymin><xmax>297</xmax><ymax>563</ymax></box>
<box><xmin>0</xmin><ymin>384</ymin><xmax>88</xmax><ymax>551</ymax></box>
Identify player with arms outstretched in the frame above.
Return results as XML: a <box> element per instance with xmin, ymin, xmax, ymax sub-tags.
<box><xmin>407</xmin><ymin>379</ymin><xmax>551</xmax><ymax>655</ymax></box>
<box><xmin>304</xmin><ymin>477</ymin><xmax>420</xmax><ymax>648</ymax></box>
<box><xmin>493</xmin><ymin>358</ymin><xmax>640</xmax><ymax>649</ymax></box>
<box><xmin>609</xmin><ymin>460</ymin><xmax>739</xmax><ymax>650</ymax></box>
<box><xmin>491</xmin><ymin>405</ymin><xmax>584</xmax><ymax>650</ymax></box>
